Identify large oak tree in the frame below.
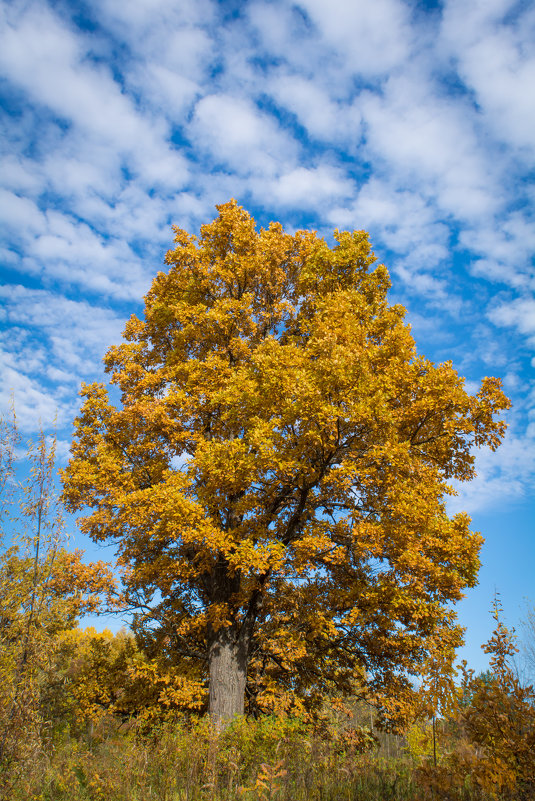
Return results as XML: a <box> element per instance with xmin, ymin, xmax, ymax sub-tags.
<box><xmin>61</xmin><ymin>200</ymin><xmax>509</xmax><ymax>724</ymax></box>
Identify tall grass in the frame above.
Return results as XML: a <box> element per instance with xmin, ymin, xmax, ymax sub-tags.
<box><xmin>6</xmin><ymin>713</ymin><xmax>524</xmax><ymax>801</ymax></box>
<box><xmin>12</xmin><ymin>715</ymin><xmax>418</xmax><ymax>801</ymax></box>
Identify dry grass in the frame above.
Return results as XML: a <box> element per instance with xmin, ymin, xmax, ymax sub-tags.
<box><xmin>7</xmin><ymin>716</ymin><xmax>417</xmax><ymax>801</ymax></box>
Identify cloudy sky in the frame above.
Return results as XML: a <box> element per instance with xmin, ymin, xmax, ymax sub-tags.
<box><xmin>1</xmin><ymin>0</ymin><xmax>534</xmax><ymax>672</ymax></box>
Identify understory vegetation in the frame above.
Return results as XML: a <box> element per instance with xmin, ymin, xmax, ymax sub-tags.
<box><xmin>1</xmin><ymin>615</ymin><xmax>534</xmax><ymax>801</ymax></box>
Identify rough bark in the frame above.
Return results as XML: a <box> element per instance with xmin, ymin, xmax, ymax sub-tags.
<box><xmin>208</xmin><ymin>627</ymin><xmax>248</xmax><ymax>726</ymax></box>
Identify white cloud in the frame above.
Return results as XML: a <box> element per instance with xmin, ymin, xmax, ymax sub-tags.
<box><xmin>448</xmin><ymin>428</ymin><xmax>535</xmax><ymax>515</ymax></box>
<box><xmin>247</xmin><ymin>2</ymin><xmax>323</xmax><ymax>74</ymax></box>
<box><xmin>0</xmin><ymin>188</ymin><xmax>46</xmax><ymax>234</ymax></box>
<box><xmin>461</xmin><ymin>214</ymin><xmax>535</xmax><ymax>290</ymax></box>
<box><xmin>190</xmin><ymin>94</ymin><xmax>298</xmax><ymax>175</ymax></box>
<box><xmin>489</xmin><ymin>297</ymin><xmax>535</xmax><ymax>347</ymax></box>
<box><xmin>90</xmin><ymin>0</ymin><xmax>215</xmax><ymax>124</ymax></box>
<box><xmin>41</xmin><ymin>150</ymin><xmax>121</xmax><ymax>203</ymax></box>
<box><xmin>0</xmin><ymin>1</ymin><xmax>189</xmax><ymax>189</ymax></box>
<box><xmin>359</xmin><ymin>73</ymin><xmax>499</xmax><ymax>222</ymax></box>
<box><xmin>0</xmin><ymin>285</ymin><xmax>125</xmax><ymax>365</ymax></box>
<box><xmin>441</xmin><ymin>0</ymin><xmax>535</xmax><ymax>156</ymax></box>
<box><xmin>298</xmin><ymin>0</ymin><xmax>412</xmax><ymax>76</ymax></box>
<box><xmin>0</xmin><ymin>284</ymin><xmax>129</xmax><ymax>430</ymax></box>
<box><xmin>268</xmin><ymin>74</ymin><xmax>362</xmax><ymax>142</ymax></box>
<box><xmin>265</xmin><ymin>165</ymin><xmax>354</xmax><ymax>209</ymax></box>
<box><xmin>92</xmin><ymin>0</ymin><xmax>214</xmax><ymax>54</ymax></box>
<box><xmin>133</xmin><ymin>65</ymin><xmax>200</xmax><ymax>119</ymax></box>
<box><xmin>0</xmin><ymin>347</ymin><xmax>72</xmax><ymax>432</ymax></box>
<box><xmin>0</xmin><ymin>188</ymin><xmax>153</xmax><ymax>299</ymax></box>
<box><xmin>394</xmin><ymin>265</ymin><xmax>464</xmax><ymax>315</ymax></box>
<box><xmin>328</xmin><ymin>179</ymin><xmax>450</xmax><ymax>267</ymax></box>
<box><xmin>0</xmin><ymin>155</ymin><xmax>44</xmax><ymax>195</ymax></box>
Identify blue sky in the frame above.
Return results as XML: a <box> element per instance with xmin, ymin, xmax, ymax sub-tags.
<box><xmin>0</xmin><ymin>0</ymin><xmax>534</xmax><ymax>674</ymax></box>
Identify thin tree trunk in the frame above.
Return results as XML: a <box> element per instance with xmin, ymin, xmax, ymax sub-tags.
<box><xmin>208</xmin><ymin>627</ymin><xmax>248</xmax><ymax>727</ymax></box>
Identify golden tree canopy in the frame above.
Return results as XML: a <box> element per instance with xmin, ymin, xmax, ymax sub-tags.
<box><xmin>61</xmin><ymin>200</ymin><xmax>510</xmax><ymax>723</ymax></box>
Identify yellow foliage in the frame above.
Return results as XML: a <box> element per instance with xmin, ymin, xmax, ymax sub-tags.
<box><xmin>61</xmin><ymin>200</ymin><xmax>510</xmax><ymax>723</ymax></box>
<box><xmin>405</xmin><ymin>720</ymin><xmax>436</xmax><ymax>761</ymax></box>
<box><xmin>416</xmin><ymin>602</ymin><xmax>535</xmax><ymax>800</ymax></box>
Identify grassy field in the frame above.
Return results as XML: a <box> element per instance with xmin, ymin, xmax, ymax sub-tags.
<box><xmin>3</xmin><ymin>714</ymin><xmax>522</xmax><ymax>801</ymax></box>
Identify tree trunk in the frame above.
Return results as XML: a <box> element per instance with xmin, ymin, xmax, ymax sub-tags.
<box><xmin>208</xmin><ymin>627</ymin><xmax>248</xmax><ymax>726</ymax></box>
